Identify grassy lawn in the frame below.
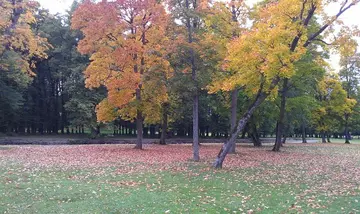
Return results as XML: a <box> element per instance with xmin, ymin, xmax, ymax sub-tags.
<box><xmin>1</xmin><ymin>143</ymin><xmax>360</xmax><ymax>213</ymax></box>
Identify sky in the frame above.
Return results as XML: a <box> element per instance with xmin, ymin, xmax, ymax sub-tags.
<box><xmin>37</xmin><ymin>0</ymin><xmax>74</xmax><ymax>14</ymax></box>
<box><xmin>37</xmin><ymin>0</ymin><xmax>360</xmax><ymax>71</ymax></box>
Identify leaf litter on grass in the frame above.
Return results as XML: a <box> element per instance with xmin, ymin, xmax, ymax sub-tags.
<box><xmin>1</xmin><ymin>143</ymin><xmax>360</xmax><ymax>213</ymax></box>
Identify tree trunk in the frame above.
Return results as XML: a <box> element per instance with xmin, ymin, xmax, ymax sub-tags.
<box><xmin>345</xmin><ymin>114</ymin><xmax>351</xmax><ymax>144</ymax></box>
<box><xmin>282</xmin><ymin>135</ymin><xmax>287</xmax><ymax>145</ymax></box>
<box><xmin>134</xmin><ymin>88</ymin><xmax>143</xmax><ymax>149</ymax></box>
<box><xmin>302</xmin><ymin>123</ymin><xmax>307</xmax><ymax>143</ymax></box>
<box><xmin>213</xmin><ymin>88</ymin><xmax>273</xmax><ymax>168</ymax></box>
<box><xmin>321</xmin><ymin>131</ymin><xmax>326</xmax><ymax>143</ymax></box>
<box><xmin>273</xmin><ymin>78</ymin><xmax>288</xmax><ymax>152</ymax></box>
<box><xmin>160</xmin><ymin>103</ymin><xmax>168</xmax><ymax>145</ymax></box>
<box><xmin>327</xmin><ymin>133</ymin><xmax>331</xmax><ymax>143</ymax></box>
<box><xmin>250</xmin><ymin>122</ymin><xmax>261</xmax><ymax>147</ymax></box>
<box><xmin>193</xmin><ymin>93</ymin><xmax>200</xmax><ymax>161</ymax></box>
<box><xmin>185</xmin><ymin>0</ymin><xmax>199</xmax><ymax>161</ymax></box>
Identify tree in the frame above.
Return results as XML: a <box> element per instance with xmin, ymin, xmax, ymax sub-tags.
<box><xmin>203</xmin><ymin>0</ymin><xmax>248</xmax><ymax>153</ymax></box>
<box><xmin>338</xmin><ymin>31</ymin><xmax>359</xmax><ymax>143</ymax></box>
<box><xmin>72</xmin><ymin>0</ymin><xmax>171</xmax><ymax>149</ymax></box>
<box><xmin>0</xmin><ymin>0</ymin><xmax>49</xmax><ymax>74</ymax></box>
<box><xmin>210</xmin><ymin>0</ymin><xmax>359</xmax><ymax>168</ymax></box>
<box><xmin>0</xmin><ymin>1</ymin><xmax>49</xmax><ymax>133</ymax></box>
<box><xmin>312</xmin><ymin>74</ymin><xmax>356</xmax><ymax>143</ymax></box>
<box><xmin>168</xmin><ymin>0</ymin><xmax>205</xmax><ymax>160</ymax></box>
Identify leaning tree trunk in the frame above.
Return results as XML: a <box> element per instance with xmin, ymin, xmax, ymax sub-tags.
<box><xmin>213</xmin><ymin>88</ymin><xmax>271</xmax><ymax>168</ymax></box>
<box><xmin>160</xmin><ymin>103</ymin><xmax>169</xmax><ymax>145</ymax></box>
<box><xmin>229</xmin><ymin>89</ymin><xmax>239</xmax><ymax>153</ymax></box>
<box><xmin>273</xmin><ymin>78</ymin><xmax>288</xmax><ymax>151</ymax></box>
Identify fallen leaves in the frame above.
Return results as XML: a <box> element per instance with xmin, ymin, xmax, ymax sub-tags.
<box><xmin>1</xmin><ymin>143</ymin><xmax>360</xmax><ymax>213</ymax></box>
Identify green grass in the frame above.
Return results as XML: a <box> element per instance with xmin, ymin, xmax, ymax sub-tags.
<box><xmin>1</xmin><ymin>144</ymin><xmax>360</xmax><ymax>213</ymax></box>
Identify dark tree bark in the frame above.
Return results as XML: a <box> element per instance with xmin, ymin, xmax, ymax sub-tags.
<box><xmin>213</xmin><ymin>78</ymin><xmax>279</xmax><ymax>168</ymax></box>
<box><xmin>193</xmin><ymin>92</ymin><xmax>200</xmax><ymax>161</ymax></box>
<box><xmin>160</xmin><ymin>103</ymin><xmax>169</xmax><ymax>145</ymax></box>
<box><xmin>185</xmin><ymin>0</ymin><xmax>200</xmax><ymax>161</ymax></box>
<box><xmin>135</xmin><ymin>88</ymin><xmax>143</xmax><ymax>149</ymax></box>
<box><xmin>327</xmin><ymin>133</ymin><xmax>331</xmax><ymax>143</ymax></box>
<box><xmin>241</xmin><ymin>124</ymin><xmax>248</xmax><ymax>139</ymax></box>
<box><xmin>228</xmin><ymin>0</ymin><xmax>241</xmax><ymax>153</ymax></box>
<box><xmin>133</xmin><ymin>23</ymin><xmax>147</xmax><ymax>149</ymax></box>
<box><xmin>273</xmin><ymin>78</ymin><xmax>288</xmax><ymax>152</ymax></box>
<box><xmin>250</xmin><ymin>122</ymin><xmax>261</xmax><ymax>147</ymax></box>
<box><xmin>302</xmin><ymin>123</ymin><xmax>307</xmax><ymax>143</ymax></box>
<box><xmin>143</xmin><ymin>126</ymin><xmax>149</xmax><ymax>138</ymax></box>
<box><xmin>321</xmin><ymin>131</ymin><xmax>326</xmax><ymax>143</ymax></box>
<box><xmin>214</xmin><ymin>95</ymin><xmax>265</xmax><ymax>168</ymax></box>
<box><xmin>344</xmin><ymin>114</ymin><xmax>351</xmax><ymax>144</ymax></box>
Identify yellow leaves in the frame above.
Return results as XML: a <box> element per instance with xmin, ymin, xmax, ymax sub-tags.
<box><xmin>335</xmin><ymin>27</ymin><xmax>359</xmax><ymax>62</ymax></box>
<box><xmin>210</xmin><ymin>0</ymin><xmax>316</xmax><ymax>97</ymax></box>
<box><xmin>96</xmin><ymin>99</ymin><xmax>117</xmax><ymax>122</ymax></box>
<box><xmin>312</xmin><ymin>74</ymin><xmax>357</xmax><ymax>132</ymax></box>
<box><xmin>0</xmin><ymin>0</ymin><xmax>49</xmax><ymax>75</ymax></box>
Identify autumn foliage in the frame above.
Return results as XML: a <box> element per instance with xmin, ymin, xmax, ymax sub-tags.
<box><xmin>72</xmin><ymin>0</ymin><xmax>171</xmax><ymax>124</ymax></box>
<box><xmin>0</xmin><ymin>0</ymin><xmax>49</xmax><ymax>74</ymax></box>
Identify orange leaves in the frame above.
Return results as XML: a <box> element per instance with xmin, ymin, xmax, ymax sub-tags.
<box><xmin>71</xmin><ymin>1</ymin><xmax>119</xmax><ymax>54</ymax></box>
<box><xmin>72</xmin><ymin>0</ymin><xmax>171</xmax><ymax>124</ymax></box>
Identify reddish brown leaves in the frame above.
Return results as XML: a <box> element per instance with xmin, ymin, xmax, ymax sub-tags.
<box><xmin>1</xmin><ymin>143</ymin><xmax>360</xmax><ymax>176</ymax></box>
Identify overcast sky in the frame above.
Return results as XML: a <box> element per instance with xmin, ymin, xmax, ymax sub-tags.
<box><xmin>36</xmin><ymin>0</ymin><xmax>360</xmax><ymax>71</ymax></box>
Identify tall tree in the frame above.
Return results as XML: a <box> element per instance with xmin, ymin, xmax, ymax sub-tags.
<box><xmin>0</xmin><ymin>0</ymin><xmax>49</xmax><ymax>133</ymax></box>
<box><xmin>312</xmin><ymin>74</ymin><xmax>356</xmax><ymax>143</ymax></box>
<box><xmin>168</xmin><ymin>0</ymin><xmax>205</xmax><ymax>160</ymax></box>
<box><xmin>338</xmin><ymin>30</ymin><xmax>359</xmax><ymax>143</ymax></box>
<box><xmin>210</xmin><ymin>0</ymin><xmax>360</xmax><ymax>168</ymax></box>
<box><xmin>202</xmin><ymin>0</ymin><xmax>248</xmax><ymax>152</ymax></box>
<box><xmin>72</xmin><ymin>0</ymin><xmax>171</xmax><ymax>149</ymax></box>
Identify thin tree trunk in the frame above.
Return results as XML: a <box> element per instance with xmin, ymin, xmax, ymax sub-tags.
<box><xmin>302</xmin><ymin>123</ymin><xmax>307</xmax><ymax>143</ymax></box>
<box><xmin>229</xmin><ymin>89</ymin><xmax>239</xmax><ymax>153</ymax></box>
<box><xmin>250</xmin><ymin>122</ymin><xmax>261</xmax><ymax>147</ymax></box>
<box><xmin>160</xmin><ymin>103</ymin><xmax>168</xmax><ymax>145</ymax></box>
<box><xmin>273</xmin><ymin>78</ymin><xmax>288</xmax><ymax>152</ymax></box>
<box><xmin>193</xmin><ymin>93</ymin><xmax>200</xmax><ymax>161</ymax></box>
<box><xmin>185</xmin><ymin>0</ymin><xmax>199</xmax><ymax>161</ymax></box>
<box><xmin>321</xmin><ymin>131</ymin><xmax>326</xmax><ymax>143</ymax></box>
<box><xmin>345</xmin><ymin>114</ymin><xmax>350</xmax><ymax>144</ymax></box>
<box><xmin>228</xmin><ymin>0</ymin><xmax>240</xmax><ymax>154</ymax></box>
<box><xmin>327</xmin><ymin>133</ymin><xmax>331</xmax><ymax>143</ymax></box>
<box><xmin>135</xmin><ymin>88</ymin><xmax>143</xmax><ymax>149</ymax></box>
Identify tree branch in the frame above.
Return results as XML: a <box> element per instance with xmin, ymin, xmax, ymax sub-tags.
<box><xmin>304</xmin><ymin>0</ymin><xmax>359</xmax><ymax>47</ymax></box>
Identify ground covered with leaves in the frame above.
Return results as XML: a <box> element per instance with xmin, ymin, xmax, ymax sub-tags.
<box><xmin>1</xmin><ymin>143</ymin><xmax>360</xmax><ymax>213</ymax></box>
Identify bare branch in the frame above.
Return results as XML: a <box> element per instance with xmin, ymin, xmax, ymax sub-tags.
<box><xmin>313</xmin><ymin>38</ymin><xmax>333</xmax><ymax>45</ymax></box>
<box><xmin>304</xmin><ymin>0</ymin><xmax>359</xmax><ymax>47</ymax></box>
